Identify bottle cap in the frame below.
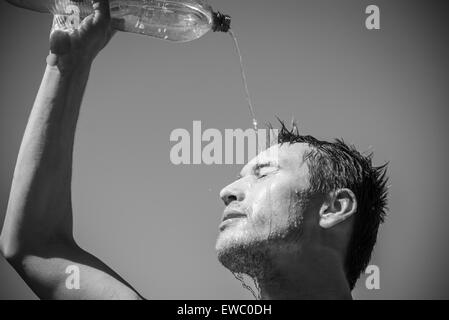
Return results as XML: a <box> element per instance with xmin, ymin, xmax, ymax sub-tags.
<box><xmin>212</xmin><ymin>11</ymin><xmax>231</xmax><ymax>33</ymax></box>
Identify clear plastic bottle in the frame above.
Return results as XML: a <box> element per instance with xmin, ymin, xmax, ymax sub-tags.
<box><xmin>6</xmin><ymin>0</ymin><xmax>231</xmax><ymax>42</ymax></box>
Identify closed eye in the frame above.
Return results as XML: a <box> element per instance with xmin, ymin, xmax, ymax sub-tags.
<box><xmin>254</xmin><ymin>162</ymin><xmax>278</xmax><ymax>179</ymax></box>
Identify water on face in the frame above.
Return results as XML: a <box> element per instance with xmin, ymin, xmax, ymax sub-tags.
<box><xmin>229</xmin><ymin>29</ymin><xmax>258</xmax><ymax>131</ymax></box>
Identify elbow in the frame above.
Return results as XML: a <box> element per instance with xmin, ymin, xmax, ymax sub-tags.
<box><xmin>0</xmin><ymin>234</ymin><xmax>19</xmax><ymax>262</ymax></box>
<box><xmin>0</xmin><ymin>233</ymin><xmax>7</xmax><ymax>257</ymax></box>
<box><xmin>0</xmin><ymin>234</ymin><xmax>36</xmax><ymax>274</ymax></box>
<box><xmin>0</xmin><ymin>231</ymin><xmax>32</xmax><ymax>262</ymax></box>
<box><xmin>1</xmin><ymin>230</ymin><xmax>76</xmax><ymax>262</ymax></box>
<box><xmin>0</xmin><ymin>240</ymin><xmax>11</xmax><ymax>262</ymax></box>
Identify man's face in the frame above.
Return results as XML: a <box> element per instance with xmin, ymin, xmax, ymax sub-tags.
<box><xmin>216</xmin><ymin>143</ymin><xmax>319</xmax><ymax>273</ymax></box>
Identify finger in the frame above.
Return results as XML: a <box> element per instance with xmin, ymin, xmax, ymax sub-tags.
<box><xmin>92</xmin><ymin>0</ymin><xmax>111</xmax><ymax>22</ymax></box>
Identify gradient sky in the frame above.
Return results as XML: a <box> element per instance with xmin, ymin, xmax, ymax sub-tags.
<box><xmin>1</xmin><ymin>0</ymin><xmax>449</xmax><ymax>299</ymax></box>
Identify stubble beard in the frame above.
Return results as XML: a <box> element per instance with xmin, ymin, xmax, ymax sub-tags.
<box><xmin>216</xmin><ymin>215</ymin><xmax>304</xmax><ymax>283</ymax></box>
<box><xmin>216</xmin><ymin>189</ymin><xmax>313</xmax><ymax>287</ymax></box>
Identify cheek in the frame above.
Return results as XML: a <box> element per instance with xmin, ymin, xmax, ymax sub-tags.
<box><xmin>249</xmin><ymin>179</ymin><xmax>298</xmax><ymax>232</ymax></box>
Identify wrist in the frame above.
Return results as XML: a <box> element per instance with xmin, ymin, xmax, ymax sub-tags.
<box><xmin>46</xmin><ymin>52</ymin><xmax>93</xmax><ymax>75</ymax></box>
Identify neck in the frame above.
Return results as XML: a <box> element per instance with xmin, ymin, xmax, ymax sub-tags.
<box><xmin>254</xmin><ymin>248</ymin><xmax>352</xmax><ymax>300</ymax></box>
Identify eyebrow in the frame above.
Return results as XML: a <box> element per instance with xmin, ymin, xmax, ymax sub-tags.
<box><xmin>254</xmin><ymin>161</ymin><xmax>273</xmax><ymax>171</ymax></box>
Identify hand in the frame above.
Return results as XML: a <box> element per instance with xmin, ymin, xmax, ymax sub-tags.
<box><xmin>48</xmin><ymin>0</ymin><xmax>116</xmax><ymax>71</ymax></box>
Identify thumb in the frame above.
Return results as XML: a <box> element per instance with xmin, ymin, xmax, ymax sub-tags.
<box><xmin>49</xmin><ymin>30</ymin><xmax>72</xmax><ymax>55</ymax></box>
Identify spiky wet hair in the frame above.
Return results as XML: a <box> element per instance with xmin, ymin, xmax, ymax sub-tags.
<box><xmin>274</xmin><ymin>120</ymin><xmax>389</xmax><ymax>290</ymax></box>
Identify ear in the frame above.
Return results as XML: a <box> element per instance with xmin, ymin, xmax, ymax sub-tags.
<box><xmin>319</xmin><ymin>188</ymin><xmax>357</xmax><ymax>229</ymax></box>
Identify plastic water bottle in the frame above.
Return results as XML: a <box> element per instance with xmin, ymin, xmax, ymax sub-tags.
<box><xmin>6</xmin><ymin>0</ymin><xmax>231</xmax><ymax>42</ymax></box>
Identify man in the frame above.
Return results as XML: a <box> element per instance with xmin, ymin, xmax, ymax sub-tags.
<box><xmin>217</xmin><ymin>127</ymin><xmax>388</xmax><ymax>299</ymax></box>
<box><xmin>0</xmin><ymin>0</ymin><xmax>388</xmax><ymax>299</ymax></box>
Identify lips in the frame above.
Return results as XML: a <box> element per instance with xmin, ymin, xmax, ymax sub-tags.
<box><xmin>222</xmin><ymin>211</ymin><xmax>247</xmax><ymax>222</ymax></box>
<box><xmin>219</xmin><ymin>210</ymin><xmax>247</xmax><ymax>231</ymax></box>
<box><xmin>222</xmin><ymin>208</ymin><xmax>247</xmax><ymax>222</ymax></box>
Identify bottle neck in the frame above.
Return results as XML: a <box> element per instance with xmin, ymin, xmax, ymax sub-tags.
<box><xmin>212</xmin><ymin>11</ymin><xmax>231</xmax><ymax>33</ymax></box>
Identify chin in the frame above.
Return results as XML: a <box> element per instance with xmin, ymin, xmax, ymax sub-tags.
<box><xmin>215</xmin><ymin>225</ymin><xmax>259</xmax><ymax>256</ymax></box>
<box><xmin>215</xmin><ymin>229</ymin><xmax>244</xmax><ymax>258</ymax></box>
<box><xmin>215</xmin><ymin>230</ymin><xmax>270</xmax><ymax>277</ymax></box>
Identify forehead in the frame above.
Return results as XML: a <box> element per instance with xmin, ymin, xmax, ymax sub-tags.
<box><xmin>241</xmin><ymin>143</ymin><xmax>312</xmax><ymax>174</ymax></box>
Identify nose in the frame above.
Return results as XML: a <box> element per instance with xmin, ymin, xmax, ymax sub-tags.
<box><xmin>220</xmin><ymin>182</ymin><xmax>245</xmax><ymax>206</ymax></box>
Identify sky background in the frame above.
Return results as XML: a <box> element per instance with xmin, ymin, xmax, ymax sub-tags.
<box><xmin>1</xmin><ymin>0</ymin><xmax>449</xmax><ymax>299</ymax></box>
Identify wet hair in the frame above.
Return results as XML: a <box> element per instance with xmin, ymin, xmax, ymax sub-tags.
<box><xmin>274</xmin><ymin>120</ymin><xmax>389</xmax><ymax>290</ymax></box>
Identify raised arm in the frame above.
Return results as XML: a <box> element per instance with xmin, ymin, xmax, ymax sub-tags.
<box><xmin>0</xmin><ymin>0</ymin><xmax>143</xmax><ymax>300</ymax></box>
